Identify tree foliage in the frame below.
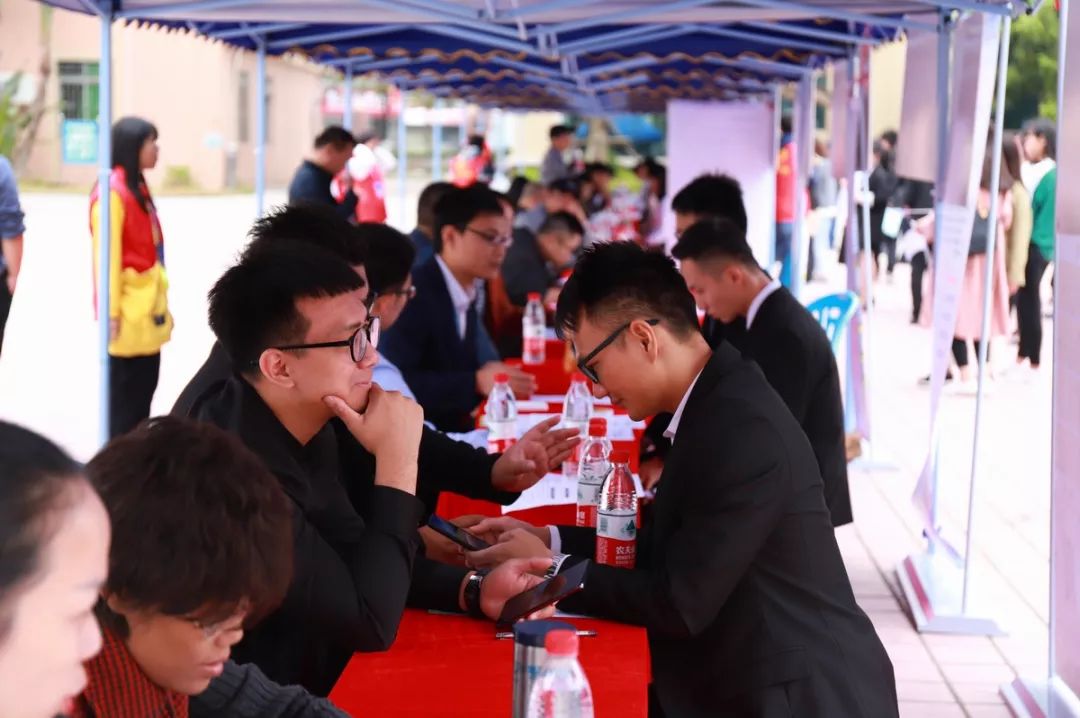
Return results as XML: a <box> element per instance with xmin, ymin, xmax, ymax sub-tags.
<box><xmin>1005</xmin><ymin>2</ymin><xmax>1059</xmax><ymax>128</ymax></box>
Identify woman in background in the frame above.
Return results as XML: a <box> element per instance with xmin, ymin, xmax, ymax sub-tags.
<box><xmin>90</xmin><ymin>116</ymin><xmax>173</xmax><ymax>438</ymax></box>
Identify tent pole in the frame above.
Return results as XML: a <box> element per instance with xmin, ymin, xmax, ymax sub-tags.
<box><xmin>96</xmin><ymin>1</ymin><xmax>114</xmax><ymax>446</ymax></box>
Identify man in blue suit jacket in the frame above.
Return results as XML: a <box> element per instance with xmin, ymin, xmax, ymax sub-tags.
<box><xmin>381</xmin><ymin>185</ymin><xmax>536</xmax><ymax>432</ymax></box>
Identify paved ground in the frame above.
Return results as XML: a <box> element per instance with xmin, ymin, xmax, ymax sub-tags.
<box><xmin>0</xmin><ymin>186</ymin><xmax>1054</xmax><ymax>716</ymax></box>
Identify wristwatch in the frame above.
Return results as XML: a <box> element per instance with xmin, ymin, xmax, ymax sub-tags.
<box><xmin>464</xmin><ymin>570</ymin><xmax>488</xmax><ymax>619</ymax></box>
<box><xmin>545</xmin><ymin>553</ymin><xmax>569</xmax><ymax>580</ymax></box>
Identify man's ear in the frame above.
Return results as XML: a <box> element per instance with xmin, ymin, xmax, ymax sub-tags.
<box><xmin>628</xmin><ymin>318</ymin><xmax>660</xmax><ymax>361</ymax></box>
<box><xmin>440</xmin><ymin>225</ymin><xmax>459</xmax><ymax>254</ymax></box>
<box><xmin>258</xmin><ymin>349</ymin><xmax>296</xmax><ymax>390</ymax></box>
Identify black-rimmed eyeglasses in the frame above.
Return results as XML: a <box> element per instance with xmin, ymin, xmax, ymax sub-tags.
<box><xmin>275</xmin><ymin>315</ymin><xmax>380</xmax><ymax>364</ymax></box>
<box><xmin>576</xmin><ymin>318</ymin><xmax>660</xmax><ymax>383</ymax></box>
<box><xmin>465</xmin><ymin>226</ymin><xmax>513</xmax><ymax>248</ymax></box>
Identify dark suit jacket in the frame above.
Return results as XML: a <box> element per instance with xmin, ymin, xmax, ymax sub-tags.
<box><xmin>558</xmin><ymin>344</ymin><xmax>896</xmax><ymax>718</ymax></box>
<box><xmin>379</xmin><ymin>256</ymin><xmax>499</xmax><ymax>432</ymax></box>
<box><xmin>732</xmin><ymin>288</ymin><xmax>851</xmax><ymax>526</ymax></box>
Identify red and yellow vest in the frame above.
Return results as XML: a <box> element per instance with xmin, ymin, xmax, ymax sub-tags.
<box><xmin>89</xmin><ymin>167</ymin><xmax>173</xmax><ymax>357</ymax></box>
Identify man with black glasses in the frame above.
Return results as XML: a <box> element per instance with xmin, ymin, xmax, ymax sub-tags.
<box><xmin>184</xmin><ymin>243</ymin><xmax>562</xmax><ymax>697</ymax></box>
<box><xmin>464</xmin><ymin>243</ymin><xmax>897</xmax><ymax>718</ymax></box>
<box><xmin>381</xmin><ymin>184</ymin><xmax>536</xmax><ymax>433</ymax></box>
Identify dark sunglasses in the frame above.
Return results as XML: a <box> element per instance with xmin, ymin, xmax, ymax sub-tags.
<box><xmin>576</xmin><ymin>318</ymin><xmax>660</xmax><ymax>383</ymax></box>
<box><xmin>275</xmin><ymin>315</ymin><xmax>380</xmax><ymax>364</ymax></box>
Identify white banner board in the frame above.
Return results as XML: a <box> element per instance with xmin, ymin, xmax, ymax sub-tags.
<box><xmin>664</xmin><ymin>99</ymin><xmax>776</xmax><ymax>263</ymax></box>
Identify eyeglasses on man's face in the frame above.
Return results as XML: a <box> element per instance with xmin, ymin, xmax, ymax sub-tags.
<box><xmin>385</xmin><ymin>285</ymin><xmax>417</xmax><ymax>301</ymax></box>
<box><xmin>274</xmin><ymin>315</ymin><xmax>381</xmax><ymax>365</ymax></box>
<box><xmin>575</xmin><ymin>318</ymin><xmax>660</xmax><ymax>384</ymax></box>
<box><xmin>465</xmin><ymin>225</ymin><xmax>514</xmax><ymax>248</ymax></box>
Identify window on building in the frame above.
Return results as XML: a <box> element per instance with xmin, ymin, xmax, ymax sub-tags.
<box><xmin>238</xmin><ymin>71</ymin><xmax>250</xmax><ymax>143</ymax></box>
<box><xmin>58</xmin><ymin>61</ymin><xmax>99</xmax><ymax>120</ymax></box>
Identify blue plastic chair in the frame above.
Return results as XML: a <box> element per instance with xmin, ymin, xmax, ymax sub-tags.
<box><xmin>806</xmin><ymin>291</ymin><xmax>859</xmax><ymax>353</ymax></box>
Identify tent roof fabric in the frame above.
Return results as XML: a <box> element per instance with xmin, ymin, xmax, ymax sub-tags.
<box><xmin>41</xmin><ymin>0</ymin><xmax>1020</xmax><ymax>111</ymax></box>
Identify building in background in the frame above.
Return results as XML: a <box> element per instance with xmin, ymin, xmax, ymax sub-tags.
<box><xmin>0</xmin><ymin>0</ymin><xmax>327</xmax><ymax>192</ymax></box>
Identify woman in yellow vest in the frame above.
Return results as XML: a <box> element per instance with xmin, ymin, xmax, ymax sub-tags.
<box><xmin>90</xmin><ymin>117</ymin><xmax>172</xmax><ymax>438</ymax></box>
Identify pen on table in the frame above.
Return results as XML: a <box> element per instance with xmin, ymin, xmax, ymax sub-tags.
<box><xmin>496</xmin><ymin>630</ymin><xmax>597</xmax><ymax>640</ymax></box>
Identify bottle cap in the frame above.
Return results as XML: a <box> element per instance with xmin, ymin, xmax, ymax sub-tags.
<box><xmin>527</xmin><ymin>292</ymin><xmax>542</xmax><ymax>301</ymax></box>
<box><xmin>610</xmin><ymin>450</ymin><xmax>629</xmax><ymax>464</ymax></box>
<box><xmin>588</xmin><ymin>417</ymin><xmax>607</xmax><ymax>437</ymax></box>
<box><xmin>494</xmin><ymin>372</ymin><xmax>510</xmax><ymax>383</ymax></box>
<box><xmin>544</xmin><ymin>629</ymin><xmax>579</xmax><ymax>657</ymax></box>
<box><xmin>512</xmin><ymin>620</ymin><xmax>576</xmax><ymax>648</ymax></box>
<box><xmin>571</xmin><ymin>371</ymin><xmax>587</xmax><ymax>383</ymax></box>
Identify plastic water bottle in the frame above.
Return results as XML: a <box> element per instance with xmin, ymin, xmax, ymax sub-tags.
<box><xmin>596</xmin><ymin>451</ymin><xmax>637</xmax><ymax>568</ymax></box>
<box><xmin>576</xmin><ymin>418</ymin><xmax>611</xmax><ymax>528</ymax></box>
<box><xmin>526</xmin><ymin>630</ymin><xmax>594</xmax><ymax>718</ymax></box>
<box><xmin>561</xmin><ymin>373</ymin><xmax>593</xmax><ymax>478</ymax></box>
<box><xmin>486</xmin><ymin>373</ymin><xmax>518</xmax><ymax>454</ymax></box>
<box><xmin>523</xmin><ymin>292</ymin><xmax>546</xmax><ymax>366</ymax></box>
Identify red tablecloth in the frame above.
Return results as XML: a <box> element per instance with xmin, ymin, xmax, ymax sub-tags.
<box><xmin>329</xmin><ymin>609</ymin><xmax>649</xmax><ymax>717</ymax></box>
<box><xmin>507</xmin><ymin>339</ymin><xmax>575</xmax><ymax>395</ymax></box>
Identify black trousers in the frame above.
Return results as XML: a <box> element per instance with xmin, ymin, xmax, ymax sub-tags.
<box><xmin>109</xmin><ymin>353</ymin><xmax>160</xmax><ymax>439</ymax></box>
<box><xmin>910</xmin><ymin>251</ymin><xmax>928</xmax><ymax>321</ymax></box>
<box><xmin>952</xmin><ymin>338</ymin><xmax>987</xmax><ymax>369</ymax></box>
<box><xmin>0</xmin><ymin>270</ymin><xmax>10</xmax><ymax>356</ymax></box>
<box><xmin>1017</xmin><ymin>243</ymin><xmax>1050</xmax><ymax>366</ymax></box>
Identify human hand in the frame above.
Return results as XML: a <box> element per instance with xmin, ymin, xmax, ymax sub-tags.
<box><xmin>419</xmin><ymin>526</ymin><xmax>468</xmax><ymax>567</ymax></box>
<box><xmin>324</xmin><ymin>386</ymin><xmax>423</xmax><ymax>493</ymax></box>
<box><xmin>464</xmin><ymin>528</ymin><xmax>552</xmax><ymax>570</ymax></box>
<box><xmin>467</xmin><ymin>516</ymin><xmax>550</xmax><ymax>547</ymax></box>
<box><xmin>479</xmin><ymin>557</ymin><xmax>557</xmax><ymax>621</ymax></box>
<box><xmin>477</xmin><ymin>362</ymin><xmax>538</xmax><ymax>398</ymax></box>
<box><xmin>639</xmin><ymin>456</ymin><xmax>664</xmax><ymax>492</ymax></box>
<box><xmin>491</xmin><ymin>417</ymin><xmax>580</xmax><ymax>492</ymax></box>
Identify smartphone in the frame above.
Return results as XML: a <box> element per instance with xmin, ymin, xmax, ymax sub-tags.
<box><xmin>426</xmin><ymin>514</ymin><xmax>492</xmax><ymax>552</ymax></box>
<box><xmin>496</xmin><ymin>559</ymin><xmax>589</xmax><ymax>630</ymax></box>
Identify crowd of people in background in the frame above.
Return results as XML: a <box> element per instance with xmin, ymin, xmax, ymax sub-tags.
<box><xmin>0</xmin><ymin>108</ymin><xmax>1060</xmax><ymax>718</ymax></box>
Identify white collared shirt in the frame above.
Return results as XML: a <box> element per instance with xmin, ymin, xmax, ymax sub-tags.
<box><xmin>435</xmin><ymin>255</ymin><xmax>478</xmax><ymax>340</ymax></box>
<box><xmin>746</xmin><ymin>278</ymin><xmax>782</xmax><ymax>331</ymax></box>
<box><xmin>663</xmin><ymin>368</ymin><xmax>705</xmax><ymax>444</ymax></box>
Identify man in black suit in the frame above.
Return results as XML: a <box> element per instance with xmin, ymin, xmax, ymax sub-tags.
<box><xmin>180</xmin><ymin>242</ymin><xmax>565</xmax><ymax>696</ymax></box>
<box><xmin>674</xmin><ymin>217</ymin><xmax>852</xmax><ymax>527</ymax></box>
<box><xmin>465</xmin><ymin>243</ymin><xmax>897</xmax><ymax>717</ymax></box>
<box><xmin>173</xmin><ymin>205</ymin><xmax>569</xmax><ymax>516</ymax></box>
<box><xmin>502</xmin><ymin>210</ymin><xmax>583</xmax><ymax>307</ymax></box>
<box><xmin>380</xmin><ymin>185</ymin><xmax>536</xmax><ymax>432</ymax></box>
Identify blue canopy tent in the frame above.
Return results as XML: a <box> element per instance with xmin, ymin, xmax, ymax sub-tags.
<box><xmin>38</xmin><ymin>0</ymin><xmax>1042</xmax><ymax>654</ymax></box>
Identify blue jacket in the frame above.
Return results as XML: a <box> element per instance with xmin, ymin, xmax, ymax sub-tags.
<box><xmin>379</xmin><ymin>256</ymin><xmax>499</xmax><ymax>432</ymax></box>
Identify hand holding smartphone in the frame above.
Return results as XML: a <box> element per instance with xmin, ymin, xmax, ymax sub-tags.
<box><xmin>426</xmin><ymin>514</ymin><xmax>492</xmax><ymax>552</ymax></box>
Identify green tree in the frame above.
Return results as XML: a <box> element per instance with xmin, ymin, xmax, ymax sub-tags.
<box><xmin>1005</xmin><ymin>2</ymin><xmax>1059</xmax><ymax>128</ymax></box>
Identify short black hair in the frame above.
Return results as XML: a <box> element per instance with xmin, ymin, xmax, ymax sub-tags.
<box><xmin>547</xmin><ymin>177</ymin><xmax>580</xmax><ymax>199</ymax></box>
<box><xmin>417</xmin><ymin>181</ymin><xmax>455</xmax><ymax>231</ymax></box>
<box><xmin>209</xmin><ymin>244</ymin><xmax>364</xmax><ymax>373</ymax></box>
<box><xmin>432</xmin><ymin>184</ymin><xmax>505</xmax><ymax>253</ymax></box>
<box><xmin>881</xmin><ymin>129</ymin><xmax>898</xmax><ymax>147</ymax></box>
<box><xmin>538</xmin><ymin>210</ymin><xmax>585</xmax><ymax>238</ymax></box>
<box><xmin>244</xmin><ymin>203</ymin><xmax>368</xmax><ymax>267</ymax></box>
<box><xmin>584</xmin><ymin>162</ymin><xmax>614</xmax><ymax>180</ymax></box>
<box><xmin>314</xmin><ymin>126</ymin><xmax>356</xmax><ymax>150</ymax></box>
<box><xmin>672</xmin><ymin>217</ymin><xmax>760</xmax><ymax>268</ymax></box>
<box><xmin>0</xmin><ymin>422</ymin><xmax>84</xmax><ymax>639</ymax></box>
<box><xmin>1023</xmin><ymin>117</ymin><xmax>1057</xmax><ymax>159</ymax></box>
<box><xmin>671</xmin><ymin>173</ymin><xmax>748</xmax><ymax>234</ymax></box>
<box><xmin>555</xmin><ymin>242</ymin><xmax>700</xmax><ymax>341</ymax></box>
<box><xmin>86</xmin><ymin>417</ymin><xmax>293</xmax><ymax>635</ymax></box>
<box><xmin>361</xmin><ymin>223</ymin><xmax>416</xmax><ymax>294</ymax></box>
<box><xmin>550</xmin><ymin>124</ymin><xmax>574</xmax><ymax>140</ymax></box>
<box><xmin>780</xmin><ymin>115</ymin><xmax>793</xmax><ymax>134</ymax></box>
